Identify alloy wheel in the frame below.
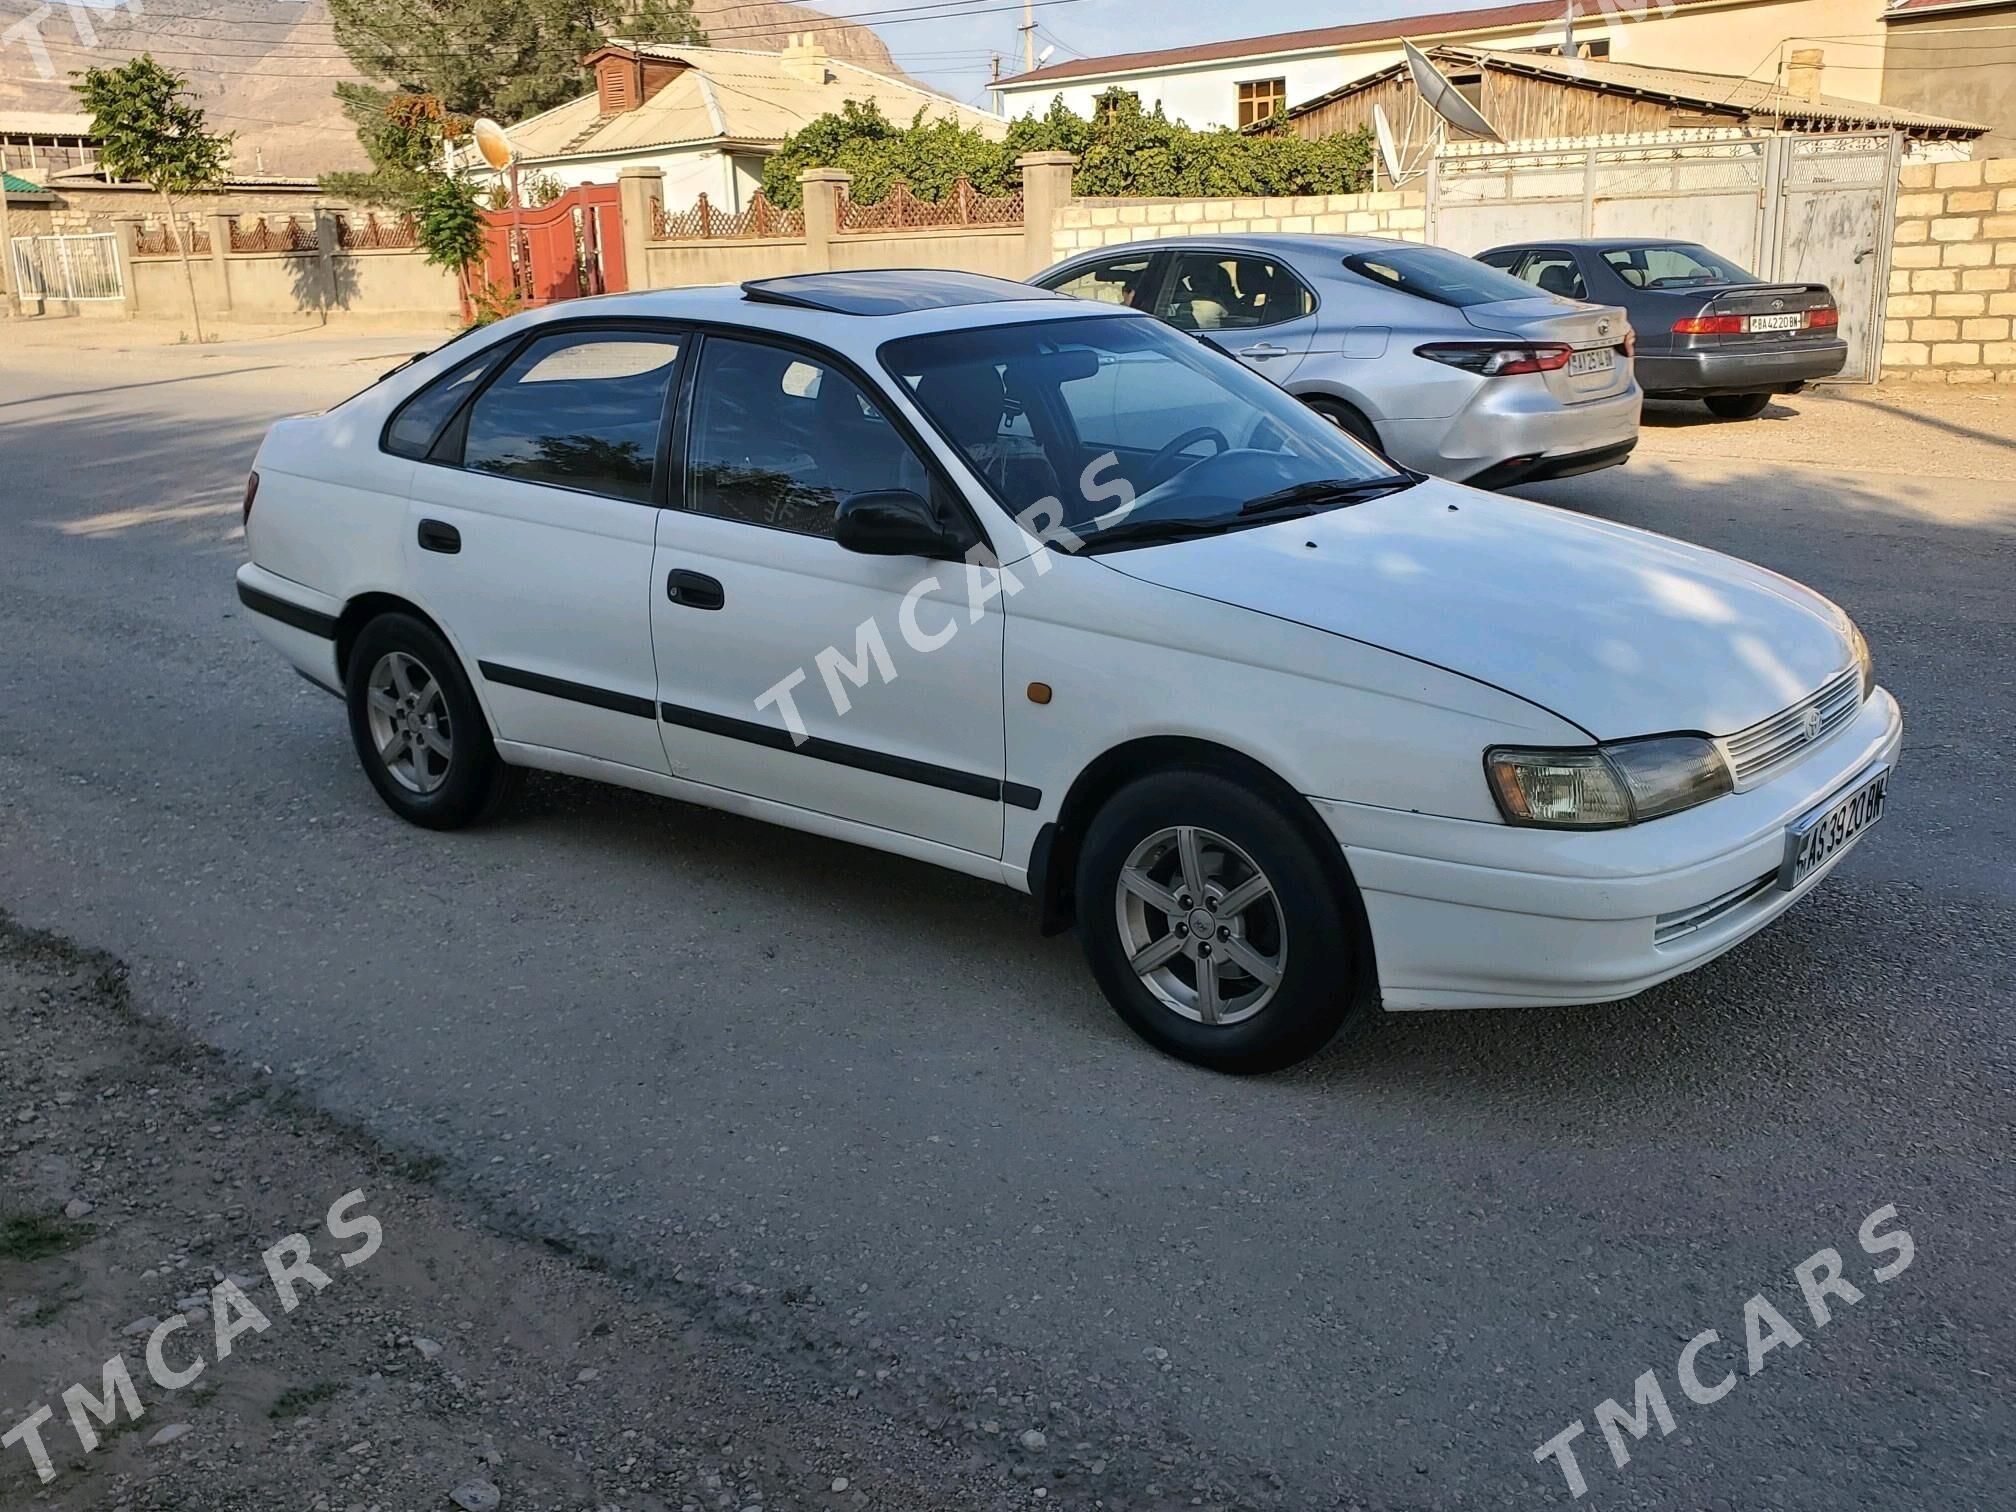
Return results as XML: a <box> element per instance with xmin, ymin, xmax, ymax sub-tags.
<box><xmin>1114</xmin><ymin>825</ymin><xmax>1287</xmax><ymax>1026</ymax></box>
<box><xmin>364</xmin><ymin>651</ymin><xmax>452</xmax><ymax>795</ymax></box>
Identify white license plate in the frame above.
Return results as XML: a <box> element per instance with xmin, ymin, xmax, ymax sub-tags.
<box><xmin>1567</xmin><ymin>347</ymin><xmax>1615</xmax><ymax>375</ymax></box>
<box><xmin>1780</xmin><ymin>765</ymin><xmax>1888</xmax><ymax>889</ymax></box>
<box><xmin>1749</xmin><ymin>312</ymin><xmax>1805</xmax><ymax>333</ymax></box>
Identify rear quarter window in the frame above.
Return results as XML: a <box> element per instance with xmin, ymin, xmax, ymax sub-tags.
<box><xmin>1343</xmin><ymin>246</ymin><xmax>1542</xmax><ymax>308</ymax></box>
<box><xmin>382</xmin><ymin>343</ymin><xmax>511</xmax><ymax>460</ymax></box>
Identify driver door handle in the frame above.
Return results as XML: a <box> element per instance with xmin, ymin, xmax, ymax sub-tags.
<box><xmin>1239</xmin><ymin>342</ymin><xmax>1290</xmax><ymax>359</ymax></box>
<box><xmin>666</xmin><ymin>568</ymin><xmax>724</xmax><ymax>611</ymax></box>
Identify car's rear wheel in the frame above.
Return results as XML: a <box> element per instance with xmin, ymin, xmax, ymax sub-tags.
<box><xmin>1704</xmin><ymin>392</ymin><xmax>1772</xmax><ymax>419</ymax></box>
<box><xmin>1305</xmin><ymin>396</ymin><xmax>1382</xmax><ymax>450</ymax></box>
<box><xmin>1076</xmin><ymin>771</ymin><xmax>1364</xmax><ymax>1072</ymax></box>
<box><xmin>344</xmin><ymin>613</ymin><xmax>517</xmax><ymax>829</ymax></box>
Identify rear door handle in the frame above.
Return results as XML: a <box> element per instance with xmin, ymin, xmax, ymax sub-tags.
<box><xmin>1239</xmin><ymin>342</ymin><xmax>1290</xmax><ymax>359</ymax></box>
<box><xmin>417</xmin><ymin>519</ymin><xmax>461</xmax><ymax>554</ymax></box>
<box><xmin>666</xmin><ymin>569</ymin><xmax>724</xmax><ymax>610</ymax></box>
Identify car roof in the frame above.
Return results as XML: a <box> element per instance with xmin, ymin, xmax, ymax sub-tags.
<box><xmin>487</xmin><ymin>271</ymin><xmax>1125</xmax><ymax>349</ymax></box>
<box><xmin>1483</xmin><ymin>237</ymin><xmax>1711</xmax><ymax>251</ymax></box>
<box><xmin>1055</xmin><ymin>232</ymin><xmax>1415</xmax><ymax>263</ymax></box>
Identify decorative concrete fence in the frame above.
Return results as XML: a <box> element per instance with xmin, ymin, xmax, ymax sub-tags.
<box><xmin>118</xmin><ymin>206</ymin><xmax>459</xmax><ymax>325</ymax></box>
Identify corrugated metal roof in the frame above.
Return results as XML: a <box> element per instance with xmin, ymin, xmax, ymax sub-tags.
<box><xmin>0</xmin><ymin>110</ymin><xmax>96</xmax><ymax>139</ymax></box>
<box><xmin>995</xmin><ymin>0</ymin><xmax>1725</xmax><ymax>88</ymax></box>
<box><xmin>1885</xmin><ymin>0</ymin><xmax>2014</xmax><ymax>14</ymax></box>
<box><xmin>1284</xmin><ymin>44</ymin><xmax>1988</xmax><ymax>137</ymax></box>
<box><xmin>505</xmin><ymin>42</ymin><xmax>1007</xmax><ymax>164</ymax></box>
<box><xmin>3</xmin><ymin>170</ymin><xmax>52</xmax><ymax>198</ymax></box>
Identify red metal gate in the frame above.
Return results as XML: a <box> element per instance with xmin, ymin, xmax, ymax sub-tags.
<box><xmin>479</xmin><ymin>182</ymin><xmax>627</xmax><ymax>309</ymax></box>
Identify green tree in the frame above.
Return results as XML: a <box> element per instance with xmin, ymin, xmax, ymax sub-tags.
<box><xmin>326</xmin><ymin>1</ymin><xmax>707</xmax><ymax>126</ymax></box>
<box><xmin>72</xmin><ymin>55</ymin><xmax>233</xmax><ymax>342</ymax></box>
<box><xmin>411</xmin><ymin>172</ymin><xmax>490</xmax><ymax>314</ymax></box>
<box><xmin>321</xmin><ymin>85</ymin><xmax>466</xmax><ymax>211</ymax></box>
<box><xmin>760</xmin><ymin>88</ymin><xmax>1372</xmax><ymax>209</ymax></box>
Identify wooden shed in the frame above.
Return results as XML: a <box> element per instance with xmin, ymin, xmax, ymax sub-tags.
<box><xmin>1270</xmin><ymin>45</ymin><xmax>1986</xmax><ymax>158</ymax></box>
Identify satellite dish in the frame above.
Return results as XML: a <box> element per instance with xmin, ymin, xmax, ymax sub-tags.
<box><xmin>1401</xmin><ymin>39</ymin><xmax>1505</xmax><ymax>144</ymax></box>
<box><xmin>472</xmin><ymin>117</ymin><xmax>517</xmax><ymax>172</ymax></box>
<box><xmin>1372</xmin><ymin>103</ymin><xmax>1406</xmax><ymax>185</ymax></box>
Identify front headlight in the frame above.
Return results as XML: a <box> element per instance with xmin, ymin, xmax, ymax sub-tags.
<box><xmin>1485</xmin><ymin>735</ymin><xmax>1733</xmax><ymax>828</ymax></box>
<box><xmin>1848</xmin><ymin>620</ymin><xmax>1874</xmax><ymax>701</ymax></box>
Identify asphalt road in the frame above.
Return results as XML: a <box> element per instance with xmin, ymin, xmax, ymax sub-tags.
<box><xmin>1</xmin><ymin>332</ymin><xmax>2011</xmax><ymax>1509</ymax></box>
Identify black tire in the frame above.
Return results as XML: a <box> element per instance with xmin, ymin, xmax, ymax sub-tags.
<box><xmin>1075</xmin><ymin>770</ymin><xmax>1366</xmax><ymax>1073</ymax></box>
<box><xmin>344</xmin><ymin>613</ymin><xmax>517</xmax><ymax>830</ymax></box>
<box><xmin>1305</xmin><ymin>396</ymin><xmax>1382</xmax><ymax>450</ymax></box>
<box><xmin>1704</xmin><ymin>392</ymin><xmax>1772</xmax><ymax>420</ymax></box>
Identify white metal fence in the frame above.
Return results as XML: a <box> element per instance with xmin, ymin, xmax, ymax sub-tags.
<box><xmin>10</xmin><ymin>233</ymin><xmax>125</xmax><ymax>303</ymax></box>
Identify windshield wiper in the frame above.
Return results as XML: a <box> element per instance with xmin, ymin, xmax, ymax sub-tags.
<box><xmin>1238</xmin><ymin>475</ymin><xmax>1418</xmax><ymax>515</ymax></box>
<box><xmin>1078</xmin><ymin>516</ymin><xmax>1245</xmax><ymax>555</ymax></box>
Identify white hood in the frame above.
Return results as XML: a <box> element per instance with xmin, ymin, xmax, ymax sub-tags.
<box><xmin>1099</xmin><ymin>484</ymin><xmax>1855</xmax><ymax>741</ymax></box>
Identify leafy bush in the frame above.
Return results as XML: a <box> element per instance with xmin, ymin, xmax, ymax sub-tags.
<box><xmin>761</xmin><ymin>89</ymin><xmax>1371</xmax><ymax>208</ymax></box>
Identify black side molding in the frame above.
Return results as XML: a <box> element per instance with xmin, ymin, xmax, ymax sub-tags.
<box><xmin>478</xmin><ymin>661</ymin><xmax>656</xmax><ymax>720</ymax></box>
<box><xmin>660</xmin><ymin>701</ymin><xmax>1040</xmax><ymax>809</ymax></box>
<box><xmin>238</xmin><ymin>580</ymin><xmax>338</xmax><ymax>639</ymax></box>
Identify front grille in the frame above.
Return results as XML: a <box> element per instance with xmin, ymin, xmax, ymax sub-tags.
<box><xmin>1719</xmin><ymin>666</ymin><xmax>1862</xmax><ymax>788</ymax></box>
<box><xmin>1654</xmin><ymin>871</ymin><xmax>1776</xmax><ymax>946</ymax></box>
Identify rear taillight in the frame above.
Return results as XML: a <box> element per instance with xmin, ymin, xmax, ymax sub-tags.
<box><xmin>1808</xmin><ymin>306</ymin><xmax>1839</xmax><ymax>330</ymax></box>
<box><xmin>1672</xmin><ymin>314</ymin><xmax>1746</xmax><ymax>335</ymax></box>
<box><xmin>243</xmin><ymin>471</ymin><xmax>259</xmax><ymax>525</ymax></box>
<box><xmin>1415</xmin><ymin>341</ymin><xmax>1572</xmax><ymax>376</ymax></box>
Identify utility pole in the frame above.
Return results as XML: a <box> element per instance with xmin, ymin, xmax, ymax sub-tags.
<box><xmin>0</xmin><ymin>143</ymin><xmax>17</xmax><ymax>318</ymax></box>
<box><xmin>1022</xmin><ymin>0</ymin><xmax>1035</xmax><ymax>71</ymax></box>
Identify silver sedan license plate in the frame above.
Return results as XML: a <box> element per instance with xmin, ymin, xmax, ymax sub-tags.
<box><xmin>1780</xmin><ymin>764</ymin><xmax>1888</xmax><ymax>889</ymax></box>
<box><xmin>1568</xmin><ymin>347</ymin><xmax>1615</xmax><ymax>376</ymax></box>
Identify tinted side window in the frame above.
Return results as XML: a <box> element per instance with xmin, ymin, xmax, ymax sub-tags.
<box><xmin>685</xmin><ymin>338</ymin><xmax>937</xmax><ymax>539</ymax></box>
<box><xmin>1045</xmin><ymin>254</ymin><xmax>1161</xmax><ymax>311</ymax></box>
<box><xmin>384</xmin><ymin>345</ymin><xmax>509</xmax><ymax>460</ymax></box>
<box><xmin>1159</xmin><ymin>252</ymin><xmax>1314</xmax><ymax>331</ymax></box>
<box><xmin>1516</xmin><ymin>251</ymin><xmax>1587</xmax><ymax>301</ymax></box>
<box><xmin>460</xmin><ymin>330</ymin><xmax>683</xmax><ymax>502</ymax></box>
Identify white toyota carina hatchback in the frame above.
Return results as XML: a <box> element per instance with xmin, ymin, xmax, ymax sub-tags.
<box><xmin>239</xmin><ymin>271</ymin><xmax>1901</xmax><ymax>1072</ymax></box>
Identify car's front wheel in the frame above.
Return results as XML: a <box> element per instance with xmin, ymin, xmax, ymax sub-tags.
<box><xmin>1075</xmin><ymin>771</ymin><xmax>1365</xmax><ymax>1072</ymax></box>
<box><xmin>344</xmin><ymin>613</ymin><xmax>517</xmax><ymax>829</ymax></box>
<box><xmin>1704</xmin><ymin>392</ymin><xmax>1772</xmax><ymax>419</ymax></box>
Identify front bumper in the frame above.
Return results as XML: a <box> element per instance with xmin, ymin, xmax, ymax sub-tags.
<box><xmin>1637</xmin><ymin>341</ymin><xmax>1847</xmax><ymax>398</ymax></box>
<box><xmin>1314</xmin><ymin>686</ymin><xmax>1903</xmax><ymax>1010</ymax></box>
<box><xmin>1381</xmin><ymin>375</ymin><xmax>1643</xmax><ymax>487</ymax></box>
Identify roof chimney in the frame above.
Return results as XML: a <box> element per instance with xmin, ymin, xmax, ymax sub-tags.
<box><xmin>782</xmin><ymin>31</ymin><xmax>832</xmax><ymax>84</ymax></box>
<box><xmin>1784</xmin><ymin>48</ymin><xmax>1824</xmax><ymax>103</ymax></box>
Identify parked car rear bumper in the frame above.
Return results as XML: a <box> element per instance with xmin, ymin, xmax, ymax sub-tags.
<box><xmin>1380</xmin><ymin>375</ymin><xmax>1643</xmax><ymax>487</ymax></box>
<box><xmin>1637</xmin><ymin>341</ymin><xmax>1848</xmax><ymax>397</ymax></box>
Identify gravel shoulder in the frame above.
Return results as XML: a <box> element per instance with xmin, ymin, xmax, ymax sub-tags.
<box><xmin>0</xmin><ymin>915</ymin><xmax>1056</xmax><ymax>1512</ymax></box>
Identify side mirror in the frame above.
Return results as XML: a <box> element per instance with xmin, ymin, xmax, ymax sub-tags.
<box><xmin>834</xmin><ymin>489</ymin><xmax>966</xmax><ymax>560</ymax></box>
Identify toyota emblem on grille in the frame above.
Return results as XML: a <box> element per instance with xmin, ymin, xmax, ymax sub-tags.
<box><xmin>1801</xmin><ymin>707</ymin><xmax>1822</xmax><ymax>741</ymax></box>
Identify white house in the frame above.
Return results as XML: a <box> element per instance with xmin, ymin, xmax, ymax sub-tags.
<box><xmin>990</xmin><ymin>0</ymin><xmax>1900</xmax><ymax>130</ymax></box>
<box><xmin>482</xmin><ymin>35</ymin><xmax>1007</xmax><ymax>214</ymax></box>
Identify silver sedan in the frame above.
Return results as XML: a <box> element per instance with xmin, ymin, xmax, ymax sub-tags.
<box><xmin>1032</xmin><ymin>235</ymin><xmax>1642</xmax><ymax>488</ymax></box>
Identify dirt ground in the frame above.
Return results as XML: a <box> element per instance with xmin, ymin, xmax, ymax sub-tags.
<box><xmin>0</xmin><ymin>917</ymin><xmax>1086</xmax><ymax>1511</ymax></box>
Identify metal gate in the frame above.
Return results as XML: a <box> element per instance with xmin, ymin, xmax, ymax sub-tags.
<box><xmin>10</xmin><ymin>233</ymin><xmax>125</xmax><ymax>303</ymax></box>
<box><xmin>1426</xmin><ymin>131</ymin><xmax>1901</xmax><ymax>382</ymax></box>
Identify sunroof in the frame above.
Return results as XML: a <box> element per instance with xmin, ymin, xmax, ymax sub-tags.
<box><xmin>742</xmin><ymin>270</ymin><xmax>1069</xmax><ymax>316</ymax></box>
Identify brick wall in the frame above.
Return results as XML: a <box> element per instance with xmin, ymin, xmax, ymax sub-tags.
<box><xmin>1883</xmin><ymin>157</ymin><xmax>2016</xmax><ymax>384</ymax></box>
<box><xmin>1051</xmin><ymin>190</ymin><xmax>1428</xmax><ymax>259</ymax></box>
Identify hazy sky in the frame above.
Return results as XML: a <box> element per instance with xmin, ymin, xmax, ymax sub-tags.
<box><xmin>856</xmin><ymin>0</ymin><xmax>1515</xmax><ymax>105</ymax></box>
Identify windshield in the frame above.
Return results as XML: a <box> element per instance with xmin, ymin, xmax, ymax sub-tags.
<box><xmin>1342</xmin><ymin>245</ymin><xmax>1543</xmax><ymax>307</ymax></box>
<box><xmin>881</xmin><ymin>314</ymin><xmax>1403</xmax><ymax>549</ymax></box>
<box><xmin>1601</xmin><ymin>242</ymin><xmax>1757</xmax><ymax>289</ymax></box>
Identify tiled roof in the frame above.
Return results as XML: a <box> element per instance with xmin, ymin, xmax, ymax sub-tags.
<box><xmin>504</xmin><ymin>41</ymin><xmax>1006</xmax><ymax>163</ymax></box>
<box><xmin>995</xmin><ymin>0</ymin><xmax>1724</xmax><ymax>88</ymax></box>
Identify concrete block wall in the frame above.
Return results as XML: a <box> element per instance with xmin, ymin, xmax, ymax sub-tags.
<box><xmin>1883</xmin><ymin>157</ymin><xmax>2016</xmax><ymax>384</ymax></box>
<box><xmin>1051</xmin><ymin>190</ymin><xmax>1428</xmax><ymax>260</ymax></box>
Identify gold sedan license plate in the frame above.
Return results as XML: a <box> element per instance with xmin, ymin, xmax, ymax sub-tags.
<box><xmin>1780</xmin><ymin>764</ymin><xmax>1887</xmax><ymax>889</ymax></box>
